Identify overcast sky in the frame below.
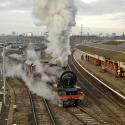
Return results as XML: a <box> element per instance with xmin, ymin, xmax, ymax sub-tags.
<box><xmin>0</xmin><ymin>0</ymin><xmax>125</xmax><ymax>35</ymax></box>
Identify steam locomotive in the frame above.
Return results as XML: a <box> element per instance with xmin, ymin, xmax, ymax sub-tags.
<box><xmin>8</xmin><ymin>54</ymin><xmax>84</xmax><ymax>107</ymax></box>
<box><xmin>45</xmin><ymin>65</ymin><xmax>84</xmax><ymax>107</ymax></box>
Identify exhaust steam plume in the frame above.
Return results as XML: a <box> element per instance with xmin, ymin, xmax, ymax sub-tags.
<box><xmin>6</xmin><ymin>44</ymin><xmax>58</xmax><ymax>103</ymax></box>
<box><xmin>33</xmin><ymin>0</ymin><xmax>77</xmax><ymax>66</ymax></box>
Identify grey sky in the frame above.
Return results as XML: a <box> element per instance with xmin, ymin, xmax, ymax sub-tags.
<box><xmin>0</xmin><ymin>0</ymin><xmax>32</xmax><ymax>10</ymax></box>
<box><xmin>0</xmin><ymin>0</ymin><xmax>125</xmax><ymax>35</ymax></box>
<box><xmin>77</xmin><ymin>0</ymin><xmax>125</xmax><ymax>15</ymax></box>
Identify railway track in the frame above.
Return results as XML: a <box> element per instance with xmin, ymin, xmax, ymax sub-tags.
<box><xmin>72</xmin><ymin>56</ymin><xmax>125</xmax><ymax>123</ymax></box>
<box><xmin>6</xmin><ymin>78</ymin><xmax>57</xmax><ymax>125</ymax></box>
<box><xmin>6</xmin><ymin>79</ymin><xmax>16</xmax><ymax>125</ymax></box>
<box><xmin>68</xmin><ymin>55</ymin><xmax>125</xmax><ymax>124</ymax></box>
<box><xmin>6</xmin><ymin>78</ymin><xmax>36</xmax><ymax>125</ymax></box>
<box><xmin>6</xmin><ymin>77</ymin><xmax>100</xmax><ymax>125</ymax></box>
<box><xmin>67</xmin><ymin>107</ymin><xmax>104</xmax><ymax>125</ymax></box>
<box><xmin>78</xmin><ymin>106</ymin><xmax>111</xmax><ymax>125</ymax></box>
<box><xmin>7</xmin><ymin>78</ymin><xmax>57</xmax><ymax>125</ymax></box>
<box><xmin>29</xmin><ymin>93</ymin><xmax>57</xmax><ymax>125</ymax></box>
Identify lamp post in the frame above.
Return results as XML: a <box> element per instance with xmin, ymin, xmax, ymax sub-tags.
<box><xmin>2</xmin><ymin>44</ymin><xmax>12</xmax><ymax>105</ymax></box>
<box><xmin>2</xmin><ymin>46</ymin><xmax>6</xmax><ymax>105</ymax></box>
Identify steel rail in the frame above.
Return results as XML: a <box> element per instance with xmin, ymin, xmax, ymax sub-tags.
<box><xmin>43</xmin><ymin>99</ymin><xmax>57</xmax><ymax>125</ymax></box>
<box><xmin>28</xmin><ymin>91</ymin><xmax>38</xmax><ymax>125</ymax></box>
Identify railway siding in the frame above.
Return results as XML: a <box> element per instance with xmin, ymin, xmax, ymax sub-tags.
<box><xmin>6</xmin><ymin>77</ymin><xmax>57</xmax><ymax>125</ymax></box>
<box><xmin>6</xmin><ymin>80</ymin><xmax>15</xmax><ymax>125</ymax></box>
<box><xmin>30</xmin><ymin>94</ymin><xmax>56</xmax><ymax>125</ymax></box>
<box><xmin>6</xmin><ymin>78</ymin><xmax>35</xmax><ymax>125</ymax></box>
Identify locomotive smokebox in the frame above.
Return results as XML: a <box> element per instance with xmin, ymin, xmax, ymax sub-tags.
<box><xmin>60</xmin><ymin>71</ymin><xmax>77</xmax><ymax>88</ymax></box>
<box><xmin>44</xmin><ymin>65</ymin><xmax>77</xmax><ymax>88</ymax></box>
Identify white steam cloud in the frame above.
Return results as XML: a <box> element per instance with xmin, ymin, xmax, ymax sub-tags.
<box><xmin>33</xmin><ymin>0</ymin><xmax>77</xmax><ymax>66</ymax></box>
<box><xmin>6</xmin><ymin>44</ymin><xmax>58</xmax><ymax>103</ymax></box>
<box><xmin>6</xmin><ymin>64</ymin><xmax>57</xmax><ymax>101</ymax></box>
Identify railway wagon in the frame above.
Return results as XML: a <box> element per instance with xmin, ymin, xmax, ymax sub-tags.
<box><xmin>8</xmin><ymin>54</ymin><xmax>41</xmax><ymax>80</ymax></box>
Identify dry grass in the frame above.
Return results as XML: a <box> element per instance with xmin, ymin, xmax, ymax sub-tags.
<box><xmin>77</xmin><ymin>45</ymin><xmax>125</xmax><ymax>62</ymax></box>
<box><xmin>102</xmin><ymin>41</ymin><xmax>125</xmax><ymax>45</ymax></box>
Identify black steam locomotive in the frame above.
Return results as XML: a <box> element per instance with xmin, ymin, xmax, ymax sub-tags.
<box><xmin>45</xmin><ymin>65</ymin><xmax>84</xmax><ymax>107</ymax></box>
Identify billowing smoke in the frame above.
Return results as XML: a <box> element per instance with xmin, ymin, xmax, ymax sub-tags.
<box><xmin>26</xmin><ymin>43</ymin><xmax>39</xmax><ymax>61</ymax></box>
<box><xmin>6</xmin><ymin>44</ymin><xmax>58</xmax><ymax>103</ymax></box>
<box><xmin>33</xmin><ymin>0</ymin><xmax>77</xmax><ymax>66</ymax></box>
<box><xmin>6</xmin><ymin>64</ymin><xmax>57</xmax><ymax>101</ymax></box>
<box><xmin>26</xmin><ymin>43</ymin><xmax>43</xmax><ymax>74</ymax></box>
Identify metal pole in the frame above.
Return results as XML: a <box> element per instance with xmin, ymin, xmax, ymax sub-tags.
<box><xmin>2</xmin><ymin>46</ymin><xmax>6</xmax><ymax>105</ymax></box>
